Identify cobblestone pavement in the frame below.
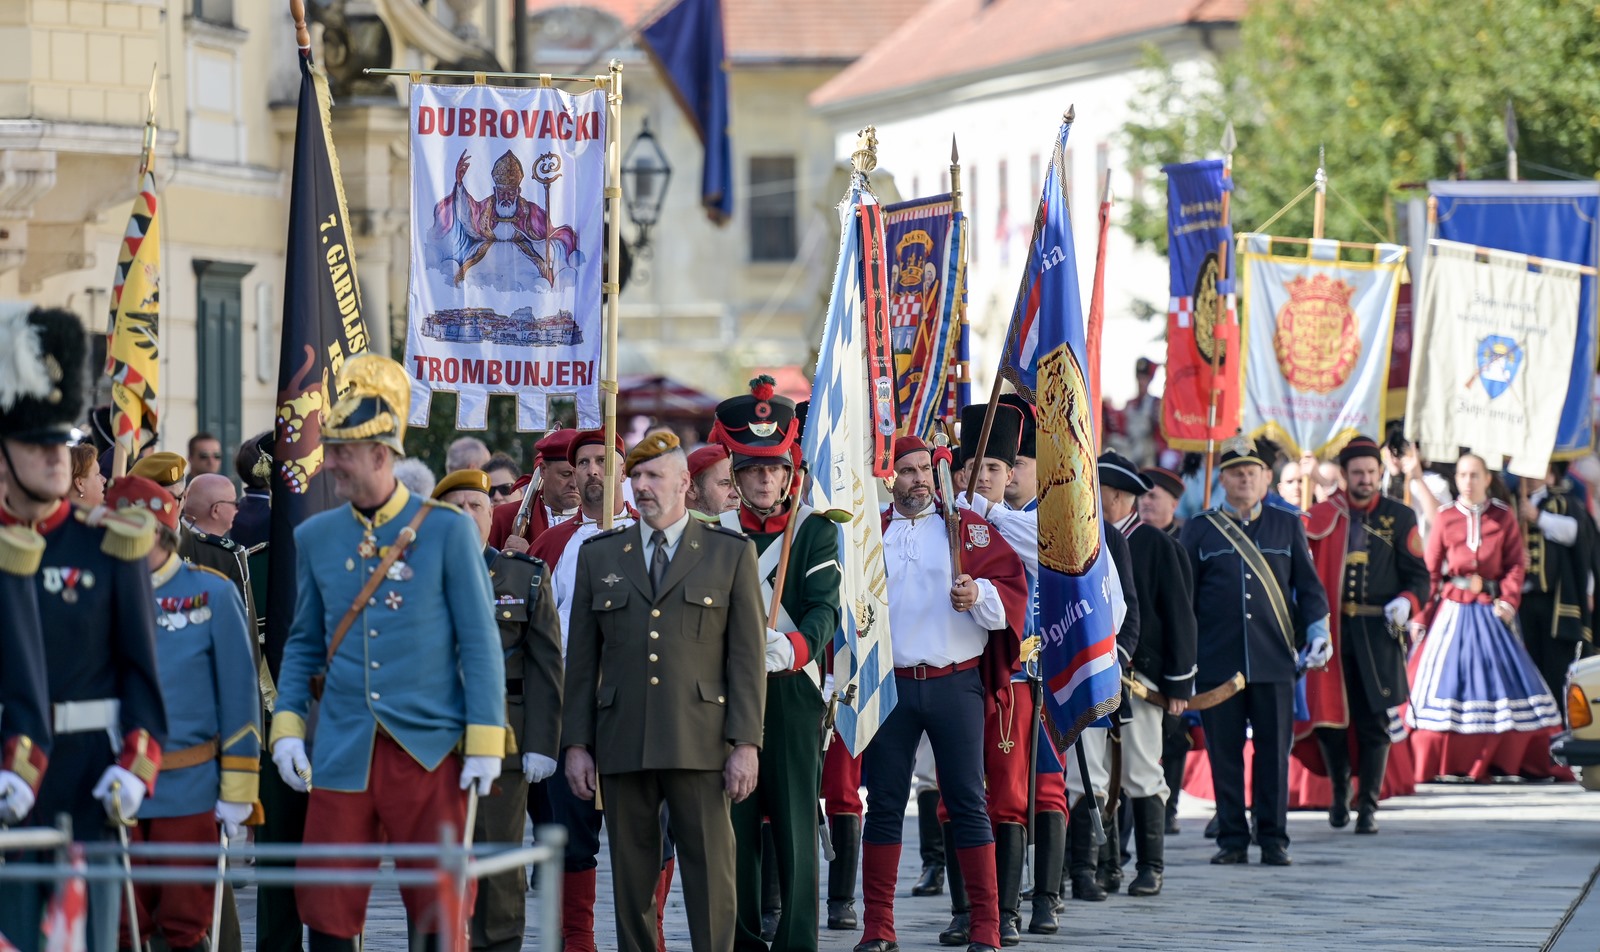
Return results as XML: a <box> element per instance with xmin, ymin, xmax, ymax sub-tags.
<box><xmin>238</xmin><ymin>781</ymin><xmax>1600</xmax><ymax>952</ymax></box>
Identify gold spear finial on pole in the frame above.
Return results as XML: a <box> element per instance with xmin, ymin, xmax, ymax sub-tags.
<box><xmin>949</xmin><ymin>134</ymin><xmax>962</xmax><ymax>212</ymax></box>
<box><xmin>290</xmin><ymin>0</ymin><xmax>311</xmax><ymax>51</ymax></box>
<box><xmin>139</xmin><ymin>64</ymin><xmax>158</xmax><ymax>176</ymax></box>
<box><xmin>851</xmin><ymin>127</ymin><xmax>878</xmax><ymax>175</ymax></box>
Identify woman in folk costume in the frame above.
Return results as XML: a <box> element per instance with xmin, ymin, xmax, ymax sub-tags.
<box><xmin>1407</xmin><ymin>452</ymin><xmax>1564</xmax><ymax>782</ymax></box>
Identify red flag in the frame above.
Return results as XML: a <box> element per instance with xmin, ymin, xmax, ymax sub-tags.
<box><xmin>1086</xmin><ymin>176</ymin><xmax>1112</xmax><ymax>449</ymax></box>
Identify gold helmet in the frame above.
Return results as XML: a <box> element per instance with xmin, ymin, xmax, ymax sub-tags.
<box><xmin>323</xmin><ymin>353</ymin><xmax>411</xmax><ymax>456</ymax></box>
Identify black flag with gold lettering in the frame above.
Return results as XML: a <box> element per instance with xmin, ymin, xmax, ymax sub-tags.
<box><xmin>266</xmin><ymin>46</ymin><xmax>372</xmax><ymax>678</ymax></box>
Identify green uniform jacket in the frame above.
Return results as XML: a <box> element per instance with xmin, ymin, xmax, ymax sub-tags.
<box><xmin>487</xmin><ymin>549</ymin><xmax>564</xmax><ymax>763</ymax></box>
<box><xmin>720</xmin><ymin>508</ymin><xmax>841</xmax><ymax>673</ymax></box>
<box><xmin>562</xmin><ymin>518</ymin><xmax>766</xmax><ymax>774</ymax></box>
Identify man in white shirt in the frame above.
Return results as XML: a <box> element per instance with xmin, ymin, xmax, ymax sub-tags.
<box><xmin>855</xmin><ymin>437</ymin><xmax>1028</xmax><ymax>952</ymax></box>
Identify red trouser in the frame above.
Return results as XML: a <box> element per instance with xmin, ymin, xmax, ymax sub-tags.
<box><xmin>120</xmin><ymin>812</ymin><xmax>219</xmax><ymax>949</ymax></box>
<box><xmin>822</xmin><ymin>730</ymin><xmax>862</xmax><ymax>817</ymax></box>
<box><xmin>297</xmin><ymin>731</ymin><xmax>474</xmax><ymax>938</ymax></box>
<box><xmin>934</xmin><ymin>683</ymin><xmax>1067</xmax><ymax>824</ymax></box>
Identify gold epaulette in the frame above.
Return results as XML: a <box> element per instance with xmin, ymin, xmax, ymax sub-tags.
<box><xmin>98</xmin><ymin>508</ymin><xmax>158</xmax><ymax>561</ymax></box>
<box><xmin>422</xmin><ymin>497</ymin><xmax>462</xmax><ymax>515</ymax></box>
<box><xmin>0</xmin><ymin>525</ymin><xmax>45</xmax><ymax>576</ymax></box>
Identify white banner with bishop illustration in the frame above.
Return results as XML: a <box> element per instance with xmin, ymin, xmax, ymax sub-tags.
<box><xmin>406</xmin><ymin>82</ymin><xmax>605</xmax><ymax>429</ymax></box>
<box><xmin>1238</xmin><ymin>233</ymin><xmax>1406</xmax><ymax>458</ymax></box>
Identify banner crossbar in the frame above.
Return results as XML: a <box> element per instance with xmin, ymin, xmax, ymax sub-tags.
<box><xmin>364</xmin><ymin>67</ymin><xmax>609</xmax><ymax>87</ymax></box>
<box><xmin>1427</xmin><ymin>237</ymin><xmax>1598</xmax><ymax>276</ymax></box>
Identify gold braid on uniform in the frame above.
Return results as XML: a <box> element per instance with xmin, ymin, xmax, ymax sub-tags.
<box><xmin>93</xmin><ymin>507</ymin><xmax>157</xmax><ymax>561</ymax></box>
<box><xmin>0</xmin><ymin>525</ymin><xmax>45</xmax><ymax>575</ymax></box>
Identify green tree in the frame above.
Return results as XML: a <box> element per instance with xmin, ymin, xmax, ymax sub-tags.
<box><xmin>1123</xmin><ymin>0</ymin><xmax>1600</xmax><ymax>252</ymax></box>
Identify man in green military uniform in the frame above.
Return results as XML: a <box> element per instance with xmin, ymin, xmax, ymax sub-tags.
<box><xmin>709</xmin><ymin>377</ymin><xmax>840</xmax><ymax>952</ymax></box>
<box><xmin>563</xmin><ymin>432</ymin><xmax>766</xmax><ymax>952</ymax></box>
<box><xmin>433</xmin><ymin>468</ymin><xmax>564</xmax><ymax>952</ymax></box>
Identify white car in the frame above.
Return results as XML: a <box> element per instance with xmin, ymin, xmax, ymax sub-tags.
<box><xmin>1551</xmin><ymin>653</ymin><xmax>1600</xmax><ymax>791</ymax></box>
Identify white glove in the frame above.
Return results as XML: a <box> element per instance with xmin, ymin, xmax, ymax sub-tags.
<box><xmin>764</xmin><ymin>628</ymin><xmax>795</xmax><ymax>673</ymax></box>
<box><xmin>0</xmin><ymin>770</ymin><xmax>36</xmax><ymax>824</ymax></box>
<box><xmin>92</xmin><ymin>765</ymin><xmax>147</xmax><ymax>821</ymax></box>
<box><xmin>1303</xmin><ymin>635</ymin><xmax>1334</xmax><ymax>670</ymax></box>
<box><xmin>522</xmin><ymin>753</ymin><xmax>558</xmax><ymax>784</ymax></box>
<box><xmin>214</xmin><ymin>800</ymin><xmax>253</xmax><ymax>839</ymax></box>
<box><xmin>271</xmin><ymin>738</ymin><xmax>312</xmax><ymax>793</ymax></box>
<box><xmin>460</xmin><ymin>755</ymin><xmax>500</xmax><ymax>795</ymax></box>
<box><xmin>1383</xmin><ymin>597</ymin><xmax>1411</xmax><ymax>626</ymax></box>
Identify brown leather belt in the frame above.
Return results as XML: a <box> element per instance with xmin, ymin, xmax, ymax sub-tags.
<box><xmin>164</xmin><ymin>736</ymin><xmax>219</xmax><ymax>770</ymax></box>
<box><xmin>895</xmin><ymin>657</ymin><xmax>981</xmax><ymax>681</ymax></box>
<box><xmin>1341</xmin><ymin>604</ymin><xmax>1385</xmax><ymax>618</ymax></box>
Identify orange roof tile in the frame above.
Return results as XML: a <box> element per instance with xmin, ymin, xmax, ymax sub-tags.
<box><xmin>524</xmin><ymin>0</ymin><xmax>930</xmax><ymax>63</ymax></box>
<box><xmin>809</xmin><ymin>0</ymin><xmax>1245</xmax><ymax>108</ymax></box>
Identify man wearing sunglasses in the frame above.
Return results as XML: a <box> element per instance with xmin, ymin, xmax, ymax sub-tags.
<box><xmin>486</xmin><ymin>453</ymin><xmax>523</xmax><ymax>506</ymax></box>
<box><xmin>188</xmin><ymin>432</ymin><xmax>224</xmax><ymax>476</ymax></box>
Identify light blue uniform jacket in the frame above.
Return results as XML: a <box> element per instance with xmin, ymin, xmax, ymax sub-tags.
<box><xmin>272</xmin><ymin>484</ymin><xmax>507</xmax><ymax>792</ymax></box>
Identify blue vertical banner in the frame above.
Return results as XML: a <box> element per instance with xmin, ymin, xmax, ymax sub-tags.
<box><xmin>641</xmin><ymin>0</ymin><xmax>733</xmax><ymax>222</ymax></box>
<box><xmin>1429</xmin><ymin>181</ymin><xmax>1600</xmax><ymax>457</ymax></box>
<box><xmin>999</xmin><ymin>115</ymin><xmax>1123</xmax><ymax>748</ymax></box>
<box><xmin>1160</xmin><ymin>159</ymin><xmax>1239</xmax><ymax>450</ymax></box>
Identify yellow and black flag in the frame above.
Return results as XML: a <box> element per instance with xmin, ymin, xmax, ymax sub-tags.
<box><xmin>265</xmin><ymin>38</ymin><xmax>372</xmax><ymax>677</ymax></box>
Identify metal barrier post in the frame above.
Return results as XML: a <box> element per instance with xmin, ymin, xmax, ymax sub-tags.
<box><xmin>533</xmin><ymin>824</ymin><xmax>567</xmax><ymax>952</ymax></box>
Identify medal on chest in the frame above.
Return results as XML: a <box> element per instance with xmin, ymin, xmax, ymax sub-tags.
<box><xmin>41</xmin><ymin>566</ymin><xmax>93</xmax><ymax>604</ymax></box>
<box><xmin>157</xmin><ymin>592</ymin><xmax>211</xmax><ymax>630</ymax></box>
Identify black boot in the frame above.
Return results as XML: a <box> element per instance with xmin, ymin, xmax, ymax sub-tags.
<box><xmin>994</xmin><ymin>823</ymin><xmax>1025</xmax><ymax>946</ymax></box>
<box><xmin>1027</xmin><ymin>811</ymin><xmax>1066</xmax><ymax>934</ymax></box>
<box><xmin>1068</xmin><ymin>798</ymin><xmax>1106</xmax><ymax>901</ymax></box>
<box><xmin>1355</xmin><ymin>742</ymin><xmax>1389</xmax><ymax>835</ymax></box>
<box><xmin>1127</xmin><ymin>796</ymin><xmax>1165</xmax><ymax>896</ymax></box>
<box><xmin>1095</xmin><ymin>804</ymin><xmax>1122</xmax><ymax>895</ymax></box>
<box><xmin>827</xmin><ymin>813</ymin><xmax>860</xmax><ymax>930</ymax></box>
<box><xmin>762</xmin><ymin>820</ymin><xmax>782</xmax><ymax>940</ymax></box>
<box><xmin>939</xmin><ymin>821</ymin><xmax>970</xmax><ymax>946</ymax></box>
<box><xmin>309</xmin><ymin>931</ymin><xmax>359</xmax><ymax>952</ymax></box>
<box><xmin>914</xmin><ymin>790</ymin><xmax>947</xmax><ymax>896</ymax></box>
<box><xmin>1319</xmin><ymin>729</ymin><xmax>1352</xmax><ymax>829</ymax></box>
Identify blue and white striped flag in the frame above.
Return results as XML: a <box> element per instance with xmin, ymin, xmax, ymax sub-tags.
<box><xmin>804</xmin><ymin>177</ymin><xmax>897</xmax><ymax>756</ymax></box>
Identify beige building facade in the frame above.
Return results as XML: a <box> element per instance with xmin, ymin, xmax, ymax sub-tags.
<box><xmin>0</xmin><ymin>0</ymin><xmax>924</xmax><ymax>464</ymax></box>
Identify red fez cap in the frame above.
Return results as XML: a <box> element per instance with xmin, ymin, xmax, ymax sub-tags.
<box><xmin>536</xmin><ymin>428</ymin><xmax>577</xmax><ymax>463</ymax></box>
<box><xmin>106</xmin><ymin>475</ymin><xmax>179</xmax><ymax>531</ymax></box>
<box><xmin>893</xmin><ymin>435</ymin><xmax>931</xmax><ymax>462</ymax></box>
<box><xmin>687</xmin><ymin>443</ymin><xmax>730</xmax><ymax>478</ymax></box>
<box><xmin>567</xmin><ymin>429</ymin><xmax>625</xmax><ymax>466</ymax></box>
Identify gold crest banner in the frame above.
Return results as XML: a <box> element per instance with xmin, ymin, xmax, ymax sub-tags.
<box><xmin>1238</xmin><ymin>234</ymin><xmax>1407</xmax><ymax>458</ymax></box>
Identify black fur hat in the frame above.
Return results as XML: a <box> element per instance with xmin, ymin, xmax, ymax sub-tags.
<box><xmin>0</xmin><ymin>306</ymin><xmax>88</xmax><ymax>445</ymax></box>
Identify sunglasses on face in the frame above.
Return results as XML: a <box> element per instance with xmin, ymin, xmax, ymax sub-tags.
<box><xmin>490</xmin><ymin>483</ymin><xmax>518</xmax><ymax>498</ymax></box>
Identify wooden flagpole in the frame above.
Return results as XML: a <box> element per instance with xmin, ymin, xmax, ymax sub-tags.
<box><xmin>1201</xmin><ymin>121</ymin><xmax>1235</xmax><ymax>503</ymax></box>
<box><xmin>1302</xmin><ymin>146</ymin><xmax>1328</xmax><ymax>506</ymax></box>
<box><xmin>1086</xmin><ymin>173</ymin><xmax>1113</xmax><ymax>451</ymax></box>
<box><xmin>948</xmin><ymin>135</ymin><xmax>969</xmax><ymax>426</ymax></box>
<box><xmin>601</xmin><ymin>61</ymin><xmax>623</xmax><ymax>530</ymax></box>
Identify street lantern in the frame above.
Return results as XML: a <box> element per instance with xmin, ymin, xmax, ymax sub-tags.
<box><xmin>622</xmin><ymin>119</ymin><xmax>672</xmax><ymax>255</ymax></box>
